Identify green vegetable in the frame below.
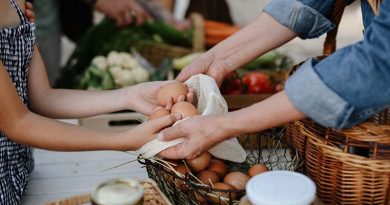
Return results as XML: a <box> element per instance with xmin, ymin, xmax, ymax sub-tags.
<box><xmin>172</xmin><ymin>52</ymin><xmax>203</xmax><ymax>70</ymax></box>
<box><xmin>242</xmin><ymin>51</ymin><xmax>293</xmax><ymax>71</ymax></box>
<box><xmin>57</xmin><ymin>19</ymin><xmax>192</xmax><ymax>88</ymax></box>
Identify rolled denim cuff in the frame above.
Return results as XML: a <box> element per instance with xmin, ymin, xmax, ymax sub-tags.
<box><xmin>264</xmin><ymin>0</ymin><xmax>335</xmax><ymax>39</ymax></box>
<box><xmin>285</xmin><ymin>59</ymin><xmax>354</xmax><ymax>129</ymax></box>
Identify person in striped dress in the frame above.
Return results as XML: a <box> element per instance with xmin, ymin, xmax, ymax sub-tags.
<box><xmin>0</xmin><ymin>0</ymin><xmax>183</xmax><ymax>203</ymax></box>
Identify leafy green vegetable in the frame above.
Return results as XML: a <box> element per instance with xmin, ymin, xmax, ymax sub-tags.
<box><xmin>57</xmin><ymin>19</ymin><xmax>192</xmax><ymax>88</ymax></box>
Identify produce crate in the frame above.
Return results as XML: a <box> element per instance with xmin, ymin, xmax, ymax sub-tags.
<box><xmin>79</xmin><ymin>112</ymin><xmax>146</xmax><ymax>131</ymax></box>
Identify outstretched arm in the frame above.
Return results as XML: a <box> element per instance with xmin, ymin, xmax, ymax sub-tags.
<box><xmin>28</xmin><ymin>47</ymin><xmax>171</xmax><ymax>118</ymax></box>
<box><xmin>1</xmin><ymin>60</ymin><xmax>180</xmax><ymax>151</ymax></box>
<box><xmin>176</xmin><ymin>13</ymin><xmax>297</xmax><ymax>85</ymax></box>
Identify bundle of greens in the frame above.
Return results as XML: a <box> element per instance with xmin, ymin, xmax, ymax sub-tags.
<box><xmin>57</xmin><ymin>19</ymin><xmax>192</xmax><ymax>89</ymax></box>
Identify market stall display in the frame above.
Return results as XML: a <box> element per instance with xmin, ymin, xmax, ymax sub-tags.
<box><xmin>56</xmin><ymin>18</ymin><xmax>196</xmax><ymax>89</ymax></box>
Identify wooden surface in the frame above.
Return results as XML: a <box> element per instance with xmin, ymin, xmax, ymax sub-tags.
<box><xmin>21</xmin><ymin>149</ymin><xmax>147</xmax><ymax>205</ymax></box>
<box><xmin>21</xmin><ymin>119</ymin><xmax>148</xmax><ymax>205</ymax></box>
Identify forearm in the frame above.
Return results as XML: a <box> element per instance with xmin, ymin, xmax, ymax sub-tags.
<box><xmin>30</xmin><ymin>87</ymin><xmax>132</xmax><ymax>119</ymax></box>
<box><xmin>208</xmin><ymin>13</ymin><xmax>297</xmax><ymax>71</ymax></box>
<box><xmin>216</xmin><ymin>91</ymin><xmax>304</xmax><ymax>139</ymax></box>
<box><xmin>28</xmin><ymin>48</ymin><xmax>134</xmax><ymax>119</ymax></box>
<box><xmin>6</xmin><ymin>111</ymin><xmax>133</xmax><ymax>151</ymax></box>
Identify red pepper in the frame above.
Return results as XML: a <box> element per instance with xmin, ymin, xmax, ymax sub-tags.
<box><xmin>221</xmin><ymin>71</ymin><xmax>243</xmax><ymax>95</ymax></box>
<box><xmin>242</xmin><ymin>72</ymin><xmax>275</xmax><ymax>94</ymax></box>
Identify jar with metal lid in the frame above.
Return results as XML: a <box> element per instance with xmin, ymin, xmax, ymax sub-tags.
<box><xmin>91</xmin><ymin>178</ymin><xmax>144</xmax><ymax>205</ymax></box>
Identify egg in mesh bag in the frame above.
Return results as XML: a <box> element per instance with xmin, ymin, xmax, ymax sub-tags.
<box><xmin>135</xmin><ymin>74</ymin><xmax>247</xmax><ymax>163</ymax></box>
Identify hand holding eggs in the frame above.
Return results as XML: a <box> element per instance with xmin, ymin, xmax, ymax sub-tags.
<box><xmin>148</xmin><ymin>81</ymin><xmax>197</xmax><ymax>121</ymax></box>
<box><xmin>157</xmin><ymin>82</ymin><xmax>188</xmax><ymax>106</ymax></box>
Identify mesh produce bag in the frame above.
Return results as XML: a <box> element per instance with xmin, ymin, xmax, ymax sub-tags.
<box><xmin>136</xmin><ymin>74</ymin><xmax>247</xmax><ymax>162</ymax></box>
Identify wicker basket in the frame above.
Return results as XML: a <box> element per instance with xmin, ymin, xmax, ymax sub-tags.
<box><xmin>138</xmin><ymin>129</ymin><xmax>304</xmax><ymax>205</ymax></box>
<box><xmin>284</xmin><ymin>0</ymin><xmax>390</xmax><ymax>204</ymax></box>
<box><xmin>133</xmin><ymin>13</ymin><xmax>205</xmax><ymax>67</ymax></box>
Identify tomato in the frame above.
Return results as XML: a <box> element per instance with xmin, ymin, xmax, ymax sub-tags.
<box><xmin>221</xmin><ymin>71</ymin><xmax>243</xmax><ymax>95</ymax></box>
<box><xmin>242</xmin><ymin>72</ymin><xmax>274</xmax><ymax>94</ymax></box>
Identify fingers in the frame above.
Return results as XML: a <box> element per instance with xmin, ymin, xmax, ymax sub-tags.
<box><xmin>186</xmin><ymin>91</ymin><xmax>196</xmax><ymax>104</ymax></box>
<box><xmin>161</xmin><ymin>122</ymin><xmax>185</xmax><ymax>142</ymax></box>
<box><xmin>128</xmin><ymin>1</ymin><xmax>149</xmax><ymax>25</ymax></box>
<box><xmin>165</xmin><ymin>97</ymin><xmax>174</xmax><ymax>110</ymax></box>
<box><xmin>149</xmin><ymin>113</ymin><xmax>182</xmax><ymax>132</ymax></box>
<box><xmin>152</xmin><ymin>106</ymin><xmax>165</xmax><ymax>113</ymax></box>
<box><xmin>177</xmin><ymin>95</ymin><xmax>185</xmax><ymax>102</ymax></box>
<box><xmin>175</xmin><ymin>68</ymin><xmax>194</xmax><ymax>83</ymax></box>
<box><xmin>158</xmin><ymin>145</ymin><xmax>184</xmax><ymax>159</ymax></box>
<box><xmin>25</xmin><ymin>2</ymin><xmax>35</xmax><ymax>23</ymax></box>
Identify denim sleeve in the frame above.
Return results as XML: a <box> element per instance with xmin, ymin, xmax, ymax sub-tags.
<box><xmin>263</xmin><ymin>0</ymin><xmax>337</xmax><ymax>39</ymax></box>
<box><xmin>285</xmin><ymin>0</ymin><xmax>390</xmax><ymax>129</ymax></box>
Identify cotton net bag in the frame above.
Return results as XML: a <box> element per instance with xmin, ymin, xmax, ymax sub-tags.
<box><xmin>135</xmin><ymin>74</ymin><xmax>247</xmax><ymax>163</ymax></box>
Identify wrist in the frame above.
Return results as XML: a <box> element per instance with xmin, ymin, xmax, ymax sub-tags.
<box><xmin>212</xmin><ymin>115</ymin><xmax>238</xmax><ymax>142</ymax></box>
<box><xmin>117</xmin><ymin>87</ymin><xmax>136</xmax><ymax>111</ymax></box>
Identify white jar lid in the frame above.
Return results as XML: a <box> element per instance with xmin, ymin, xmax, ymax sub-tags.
<box><xmin>246</xmin><ymin>171</ymin><xmax>316</xmax><ymax>205</ymax></box>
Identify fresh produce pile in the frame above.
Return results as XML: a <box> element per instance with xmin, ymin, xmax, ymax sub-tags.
<box><xmin>221</xmin><ymin>52</ymin><xmax>293</xmax><ymax>95</ymax></box>
<box><xmin>57</xmin><ymin>19</ymin><xmax>192</xmax><ymax>89</ymax></box>
<box><xmin>78</xmin><ymin>51</ymin><xmax>150</xmax><ymax>90</ymax></box>
<box><xmin>172</xmin><ymin>51</ymin><xmax>293</xmax><ymax>95</ymax></box>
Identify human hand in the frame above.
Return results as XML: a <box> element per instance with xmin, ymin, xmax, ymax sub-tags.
<box><xmin>25</xmin><ymin>2</ymin><xmax>35</xmax><ymax>23</ymax></box>
<box><xmin>126</xmin><ymin>113</ymin><xmax>182</xmax><ymax>150</ymax></box>
<box><xmin>158</xmin><ymin>115</ymin><xmax>228</xmax><ymax>159</ymax></box>
<box><xmin>175</xmin><ymin>53</ymin><xmax>231</xmax><ymax>86</ymax></box>
<box><xmin>126</xmin><ymin>81</ymin><xmax>194</xmax><ymax>115</ymax></box>
<box><xmin>94</xmin><ymin>0</ymin><xmax>151</xmax><ymax>26</ymax></box>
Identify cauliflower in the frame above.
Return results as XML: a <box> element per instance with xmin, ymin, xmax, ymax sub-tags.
<box><xmin>113</xmin><ymin>69</ymin><xmax>135</xmax><ymax>87</ymax></box>
<box><xmin>119</xmin><ymin>52</ymin><xmax>138</xmax><ymax>69</ymax></box>
<box><xmin>91</xmin><ymin>56</ymin><xmax>108</xmax><ymax>70</ymax></box>
<box><xmin>107</xmin><ymin>51</ymin><xmax>122</xmax><ymax>67</ymax></box>
<box><xmin>132</xmin><ymin>68</ymin><xmax>149</xmax><ymax>83</ymax></box>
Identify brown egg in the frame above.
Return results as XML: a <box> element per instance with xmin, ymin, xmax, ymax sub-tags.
<box><xmin>148</xmin><ymin>108</ymin><xmax>170</xmax><ymax>120</ymax></box>
<box><xmin>171</xmin><ymin>101</ymin><xmax>198</xmax><ymax>118</ymax></box>
<box><xmin>197</xmin><ymin>170</ymin><xmax>220</xmax><ymax>186</ymax></box>
<box><xmin>248</xmin><ymin>164</ymin><xmax>269</xmax><ymax>177</ymax></box>
<box><xmin>186</xmin><ymin>152</ymin><xmax>212</xmax><ymax>173</ymax></box>
<box><xmin>209</xmin><ymin>182</ymin><xmax>237</xmax><ymax>205</ymax></box>
<box><xmin>208</xmin><ymin>159</ymin><xmax>228</xmax><ymax>179</ymax></box>
<box><xmin>157</xmin><ymin>82</ymin><xmax>188</xmax><ymax>106</ymax></box>
<box><xmin>223</xmin><ymin>172</ymin><xmax>250</xmax><ymax>190</ymax></box>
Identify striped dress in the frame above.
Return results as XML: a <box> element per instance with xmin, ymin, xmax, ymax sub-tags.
<box><xmin>0</xmin><ymin>0</ymin><xmax>35</xmax><ymax>204</ymax></box>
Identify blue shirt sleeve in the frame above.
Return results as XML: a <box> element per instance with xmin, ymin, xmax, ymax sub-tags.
<box><xmin>264</xmin><ymin>0</ymin><xmax>354</xmax><ymax>39</ymax></box>
<box><xmin>285</xmin><ymin>0</ymin><xmax>390</xmax><ymax>129</ymax></box>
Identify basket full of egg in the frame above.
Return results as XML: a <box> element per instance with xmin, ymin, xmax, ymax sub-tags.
<box><xmin>138</xmin><ymin>81</ymin><xmax>304</xmax><ymax>205</ymax></box>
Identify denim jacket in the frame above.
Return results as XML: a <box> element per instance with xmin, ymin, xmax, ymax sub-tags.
<box><xmin>264</xmin><ymin>0</ymin><xmax>390</xmax><ymax>129</ymax></box>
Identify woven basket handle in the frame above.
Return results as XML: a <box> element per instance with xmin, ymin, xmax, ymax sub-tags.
<box><xmin>323</xmin><ymin>0</ymin><xmax>348</xmax><ymax>55</ymax></box>
<box><xmin>324</xmin><ymin>0</ymin><xmax>381</xmax><ymax>55</ymax></box>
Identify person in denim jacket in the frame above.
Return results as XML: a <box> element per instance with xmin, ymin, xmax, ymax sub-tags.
<box><xmin>158</xmin><ymin>0</ymin><xmax>390</xmax><ymax>159</ymax></box>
